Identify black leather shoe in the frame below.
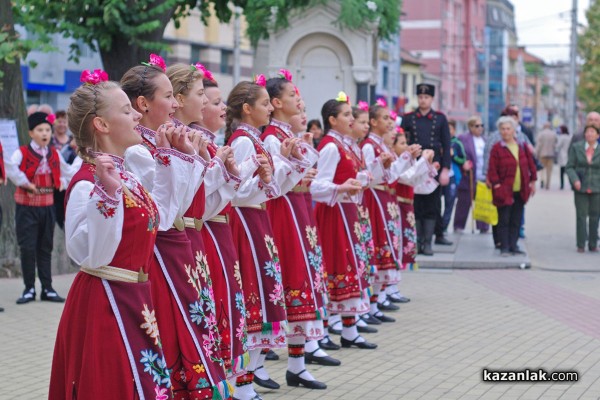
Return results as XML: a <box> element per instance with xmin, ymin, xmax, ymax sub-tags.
<box><xmin>371</xmin><ymin>312</ymin><xmax>395</xmax><ymax>323</ymax></box>
<box><xmin>388</xmin><ymin>293</ymin><xmax>411</xmax><ymax>303</ymax></box>
<box><xmin>340</xmin><ymin>336</ymin><xmax>377</xmax><ymax>349</ymax></box>
<box><xmin>253</xmin><ymin>367</ymin><xmax>280</xmax><ymax>390</ymax></box>
<box><xmin>0</xmin><ymin>307</ymin><xmax>4</xmax><ymax>312</ymax></box>
<box><xmin>16</xmin><ymin>288</ymin><xmax>36</xmax><ymax>305</ymax></box>
<box><xmin>318</xmin><ymin>336</ymin><xmax>340</xmax><ymax>351</ymax></box>
<box><xmin>359</xmin><ymin>313</ymin><xmax>382</xmax><ymax>325</ymax></box>
<box><xmin>377</xmin><ymin>300</ymin><xmax>399</xmax><ymax>311</ymax></box>
<box><xmin>41</xmin><ymin>288</ymin><xmax>66</xmax><ymax>303</ymax></box>
<box><xmin>265</xmin><ymin>349</ymin><xmax>279</xmax><ymax>361</ymax></box>
<box><xmin>357</xmin><ymin>324</ymin><xmax>378</xmax><ymax>334</ymax></box>
<box><xmin>511</xmin><ymin>248</ymin><xmax>526</xmax><ymax>255</ymax></box>
<box><xmin>435</xmin><ymin>236</ymin><xmax>453</xmax><ymax>245</ymax></box>
<box><xmin>305</xmin><ymin>349</ymin><xmax>341</xmax><ymax>366</ymax></box>
<box><xmin>286</xmin><ymin>370</ymin><xmax>327</xmax><ymax>389</ymax></box>
<box><xmin>327</xmin><ymin>323</ymin><xmax>341</xmax><ymax>335</ymax></box>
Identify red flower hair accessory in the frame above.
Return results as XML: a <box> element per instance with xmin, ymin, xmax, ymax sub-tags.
<box><xmin>80</xmin><ymin>69</ymin><xmax>109</xmax><ymax>85</ymax></box>
<box><xmin>278</xmin><ymin>68</ymin><xmax>293</xmax><ymax>81</ymax></box>
<box><xmin>46</xmin><ymin>114</ymin><xmax>56</xmax><ymax>125</ymax></box>
<box><xmin>335</xmin><ymin>91</ymin><xmax>350</xmax><ymax>104</ymax></box>
<box><xmin>376</xmin><ymin>97</ymin><xmax>387</xmax><ymax>108</ymax></box>
<box><xmin>254</xmin><ymin>74</ymin><xmax>267</xmax><ymax>87</ymax></box>
<box><xmin>142</xmin><ymin>53</ymin><xmax>167</xmax><ymax>72</ymax></box>
<box><xmin>390</xmin><ymin>110</ymin><xmax>398</xmax><ymax>120</ymax></box>
<box><xmin>193</xmin><ymin>63</ymin><xmax>214</xmax><ymax>82</ymax></box>
<box><xmin>357</xmin><ymin>101</ymin><xmax>369</xmax><ymax>111</ymax></box>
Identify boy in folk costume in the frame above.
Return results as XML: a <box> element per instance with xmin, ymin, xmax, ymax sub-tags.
<box><xmin>6</xmin><ymin>111</ymin><xmax>75</xmax><ymax>304</ymax></box>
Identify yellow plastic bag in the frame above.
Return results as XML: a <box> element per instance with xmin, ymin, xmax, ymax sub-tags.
<box><xmin>473</xmin><ymin>182</ymin><xmax>498</xmax><ymax>226</ymax></box>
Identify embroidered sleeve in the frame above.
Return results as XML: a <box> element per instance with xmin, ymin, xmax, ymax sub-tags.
<box><xmin>124</xmin><ymin>144</ymin><xmax>156</xmax><ymax>190</ymax></box>
<box><xmin>65</xmin><ymin>180</ymin><xmax>124</xmax><ymax>268</ymax></box>
<box><xmin>155</xmin><ymin>147</ymin><xmax>196</xmax><ymax>167</ymax></box>
<box><xmin>6</xmin><ymin>149</ymin><xmax>30</xmax><ymax>187</ymax></box>
<box><xmin>311</xmin><ymin>142</ymin><xmax>343</xmax><ymax>205</ymax></box>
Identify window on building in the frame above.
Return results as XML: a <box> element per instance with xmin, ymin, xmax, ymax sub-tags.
<box><xmin>191</xmin><ymin>44</ymin><xmax>208</xmax><ymax>63</ymax></box>
<box><xmin>401</xmin><ymin>73</ymin><xmax>408</xmax><ymax>94</ymax></box>
<box><xmin>220</xmin><ymin>49</ymin><xmax>232</xmax><ymax>74</ymax></box>
<box><xmin>382</xmin><ymin>66</ymin><xmax>389</xmax><ymax>90</ymax></box>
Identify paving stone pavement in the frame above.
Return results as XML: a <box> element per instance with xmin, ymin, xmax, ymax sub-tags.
<box><xmin>2</xmin><ymin>168</ymin><xmax>599</xmax><ymax>400</ymax></box>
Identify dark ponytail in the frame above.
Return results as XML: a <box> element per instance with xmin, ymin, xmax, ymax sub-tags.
<box><xmin>321</xmin><ymin>99</ymin><xmax>345</xmax><ymax>135</ymax></box>
<box><xmin>225</xmin><ymin>81</ymin><xmax>264</xmax><ymax>143</ymax></box>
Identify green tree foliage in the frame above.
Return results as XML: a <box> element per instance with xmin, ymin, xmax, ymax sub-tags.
<box><xmin>14</xmin><ymin>0</ymin><xmax>401</xmax><ymax>79</ymax></box>
<box><xmin>243</xmin><ymin>0</ymin><xmax>401</xmax><ymax>46</ymax></box>
<box><xmin>578</xmin><ymin>0</ymin><xmax>600</xmax><ymax>112</ymax></box>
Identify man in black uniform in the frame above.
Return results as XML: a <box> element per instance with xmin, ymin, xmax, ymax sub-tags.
<box><xmin>401</xmin><ymin>83</ymin><xmax>451</xmax><ymax>255</ymax></box>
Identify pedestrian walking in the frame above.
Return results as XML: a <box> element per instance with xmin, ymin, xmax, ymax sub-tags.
<box><xmin>556</xmin><ymin>125</ymin><xmax>571</xmax><ymax>190</ymax></box>
<box><xmin>535</xmin><ymin>122</ymin><xmax>557</xmax><ymax>190</ymax></box>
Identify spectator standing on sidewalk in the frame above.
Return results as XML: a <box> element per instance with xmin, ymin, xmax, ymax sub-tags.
<box><xmin>454</xmin><ymin>115</ymin><xmax>489</xmax><ymax>233</ymax></box>
<box><xmin>571</xmin><ymin>112</ymin><xmax>600</xmax><ymax>146</ymax></box>
<box><xmin>487</xmin><ymin>116</ymin><xmax>537</xmax><ymax>256</ymax></box>
<box><xmin>565</xmin><ymin>125</ymin><xmax>600</xmax><ymax>253</ymax></box>
<box><xmin>556</xmin><ymin>125</ymin><xmax>571</xmax><ymax>190</ymax></box>
<box><xmin>535</xmin><ymin>122</ymin><xmax>557</xmax><ymax>190</ymax></box>
<box><xmin>439</xmin><ymin>119</ymin><xmax>465</xmax><ymax>234</ymax></box>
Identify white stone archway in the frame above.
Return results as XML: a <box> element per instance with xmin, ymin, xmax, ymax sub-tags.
<box><xmin>253</xmin><ymin>3</ymin><xmax>378</xmax><ymax>120</ymax></box>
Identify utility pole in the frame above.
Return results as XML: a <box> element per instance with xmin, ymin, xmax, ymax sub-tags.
<box><xmin>484</xmin><ymin>28</ymin><xmax>490</xmax><ymax>136</ymax></box>
<box><xmin>568</xmin><ymin>0</ymin><xmax>578</xmax><ymax>136</ymax></box>
<box><xmin>233</xmin><ymin>6</ymin><xmax>242</xmax><ymax>84</ymax></box>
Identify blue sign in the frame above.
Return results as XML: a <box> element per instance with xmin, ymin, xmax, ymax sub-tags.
<box><xmin>522</xmin><ymin>107</ymin><xmax>533</xmax><ymax>123</ymax></box>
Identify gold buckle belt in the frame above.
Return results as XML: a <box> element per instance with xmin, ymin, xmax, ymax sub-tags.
<box><xmin>291</xmin><ymin>185</ymin><xmax>310</xmax><ymax>193</ymax></box>
<box><xmin>208</xmin><ymin>215</ymin><xmax>229</xmax><ymax>224</ymax></box>
<box><xmin>372</xmin><ymin>185</ymin><xmax>396</xmax><ymax>196</ymax></box>
<box><xmin>397</xmin><ymin>196</ymin><xmax>413</xmax><ymax>205</ymax></box>
<box><xmin>172</xmin><ymin>216</ymin><xmax>203</xmax><ymax>231</ymax></box>
<box><xmin>37</xmin><ymin>187</ymin><xmax>55</xmax><ymax>194</ymax></box>
<box><xmin>81</xmin><ymin>265</ymin><xmax>148</xmax><ymax>283</ymax></box>
<box><xmin>241</xmin><ymin>203</ymin><xmax>266</xmax><ymax>210</ymax></box>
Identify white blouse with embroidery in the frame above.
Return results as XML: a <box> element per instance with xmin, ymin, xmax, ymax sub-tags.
<box><xmin>65</xmin><ymin>150</ymin><xmax>190</xmax><ymax>268</ymax></box>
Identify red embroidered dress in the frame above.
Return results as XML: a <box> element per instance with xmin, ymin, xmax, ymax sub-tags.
<box><xmin>395</xmin><ymin>183</ymin><xmax>417</xmax><ymax>266</ymax></box>
<box><xmin>361</xmin><ymin>135</ymin><xmax>403</xmax><ymax>285</ymax></box>
<box><xmin>311</xmin><ymin>131</ymin><xmax>372</xmax><ymax>316</ymax></box>
<box><xmin>227</xmin><ymin>123</ymin><xmax>289</xmax><ymax>350</ymax></box>
<box><xmin>50</xmin><ymin>157</ymin><xmax>169</xmax><ymax>399</ymax></box>
<box><xmin>261</xmin><ymin>120</ymin><xmax>326</xmax><ymax>340</ymax></box>
<box><xmin>190</xmin><ymin>124</ymin><xmax>251</xmax><ymax>379</ymax></box>
<box><xmin>129</xmin><ymin>125</ymin><xmax>232</xmax><ymax>400</ymax></box>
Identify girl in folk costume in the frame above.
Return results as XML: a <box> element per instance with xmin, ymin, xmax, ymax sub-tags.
<box><xmin>254</xmin><ymin>71</ymin><xmax>327</xmax><ymax>390</ymax></box>
<box><xmin>50</xmin><ymin>72</ymin><xmax>196</xmax><ymax>398</ymax></box>
<box><xmin>225</xmin><ymin>77</ymin><xmax>306</xmax><ymax>400</ymax></box>
<box><xmin>311</xmin><ymin>93</ymin><xmax>378</xmax><ymax>350</ymax></box>
<box><xmin>121</xmin><ymin>57</ymin><xmax>232</xmax><ymax>400</ymax></box>
<box><xmin>352</xmin><ymin>102</ymin><xmax>402</xmax><ymax>328</ymax></box>
<box><xmin>167</xmin><ymin>63</ymin><xmax>256</xmax><ymax>381</ymax></box>
<box><xmin>386</xmin><ymin>129</ymin><xmax>438</xmax><ymax>290</ymax></box>
<box><xmin>289</xmin><ymin>98</ymin><xmax>342</xmax><ymax>363</ymax></box>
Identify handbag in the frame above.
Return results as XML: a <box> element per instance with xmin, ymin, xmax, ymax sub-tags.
<box><xmin>473</xmin><ymin>181</ymin><xmax>498</xmax><ymax>226</ymax></box>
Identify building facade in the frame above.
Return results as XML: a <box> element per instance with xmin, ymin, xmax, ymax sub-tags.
<box><xmin>401</xmin><ymin>0</ymin><xmax>486</xmax><ymax>124</ymax></box>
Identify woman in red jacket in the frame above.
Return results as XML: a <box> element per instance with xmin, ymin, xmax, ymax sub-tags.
<box><xmin>487</xmin><ymin>116</ymin><xmax>537</xmax><ymax>256</ymax></box>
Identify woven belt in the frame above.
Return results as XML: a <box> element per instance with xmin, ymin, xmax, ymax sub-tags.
<box><xmin>241</xmin><ymin>203</ymin><xmax>266</xmax><ymax>210</ymax></box>
<box><xmin>397</xmin><ymin>196</ymin><xmax>413</xmax><ymax>205</ymax></box>
<box><xmin>208</xmin><ymin>215</ymin><xmax>229</xmax><ymax>224</ymax></box>
<box><xmin>372</xmin><ymin>185</ymin><xmax>396</xmax><ymax>196</ymax></box>
<box><xmin>81</xmin><ymin>265</ymin><xmax>148</xmax><ymax>283</ymax></box>
<box><xmin>37</xmin><ymin>187</ymin><xmax>55</xmax><ymax>194</ymax></box>
<box><xmin>183</xmin><ymin>217</ymin><xmax>204</xmax><ymax>231</ymax></box>
<box><xmin>291</xmin><ymin>185</ymin><xmax>310</xmax><ymax>193</ymax></box>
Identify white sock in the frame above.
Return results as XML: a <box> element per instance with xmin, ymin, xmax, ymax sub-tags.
<box><xmin>385</xmin><ymin>285</ymin><xmax>399</xmax><ymax>295</ymax></box>
<box><xmin>342</xmin><ymin>323</ymin><xmax>365</xmax><ymax>343</ymax></box>
<box><xmin>369</xmin><ymin>302</ymin><xmax>379</xmax><ymax>314</ymax></box>
<box><xmin>254</xmin><ymin>364</ymin><xmax>270</xmax><ymax>380</ymax></box>
<box><xmin>287</xmin><ymin>336</ymin><xmax>312</xmax><ymax>379</ymax></box>
<box><xmin>377</xmin><ymin>291</ymin><xmax>387</xmax><ymax>304</ymax></box>
<box><xmin>356</xmin><ymin>314</ymin><xmax>368</xmax><ymax>327</ymax></box>
<box><xmin>233</xmin><ymin>381</ymin><xmax>256</xmax><ymax>400</ymax></box>
<box><xmin>305</xmin><ymin>339</ymin><xmax>328</xmax><ymax>357</ymax></box>
<box><xmin>329</xmin><ymin>314</ymin><xmax>341</xmax><ymax>325</ymax></box>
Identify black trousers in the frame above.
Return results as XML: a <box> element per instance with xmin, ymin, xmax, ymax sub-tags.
<box><xmin>415</xmin><ymin>185</ymin><xmax>442</xmax><ymax>221</ymax></box>
<box><xmin>15</xmin><ymin>204</ymin><xmax>56</xmax><ymax>289</ymax></box>
<box><xmin>496</xmin><ymin>193</ymin><xmax>525</xmax><ymax>252</ymax></box>
<box><xmin>53</xmin><ymin>189</ymin><xmax>66</xmax><ymax>230</ymax></box>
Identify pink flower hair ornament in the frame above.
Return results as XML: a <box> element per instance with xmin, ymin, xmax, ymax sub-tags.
<box><xmin>357</xmin><ymin>101</ymin><xmax>369</xmax><ymax>112</ymax></box>
<box><xmin>335</xmin><ymin>91</ymin><xmax>350</xmax><ymax>104</ymax></box>
<box><xmin>80</xmin><ymin>69</ymin><xmax>109</xmax><ymax>85</ymax></box>
<box><xmin>278</xmin><ymin>68</ymin><xmax>293</xmax><ymax>82</ymax></box>
<box><xmin>142</xmin><ymin>53</ymin><xmax>166</xmax><ymax>72</ymax></box>
<box><xmin>193</xmin><ymin>63</ymin><xmax>214</xmax><ymax>82</ymax></box>
<box><xmin>46</xmin><ymin>114</ymin><xmax>56</xmax><ymax>125</ymax></box>
<box><xmin>254</xmin><ymin>74</ymin><xmax>267</xmax><ymax>87</ymax></box>
<box><xmin>390</xmin><ymin>110</ymin><xmax>398</xmax><ymax>120</ymax></box>
<box><xmin>376</xmin><ymin>97</ymin><xmax>387</xmax><ymax>108</ymax></box>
